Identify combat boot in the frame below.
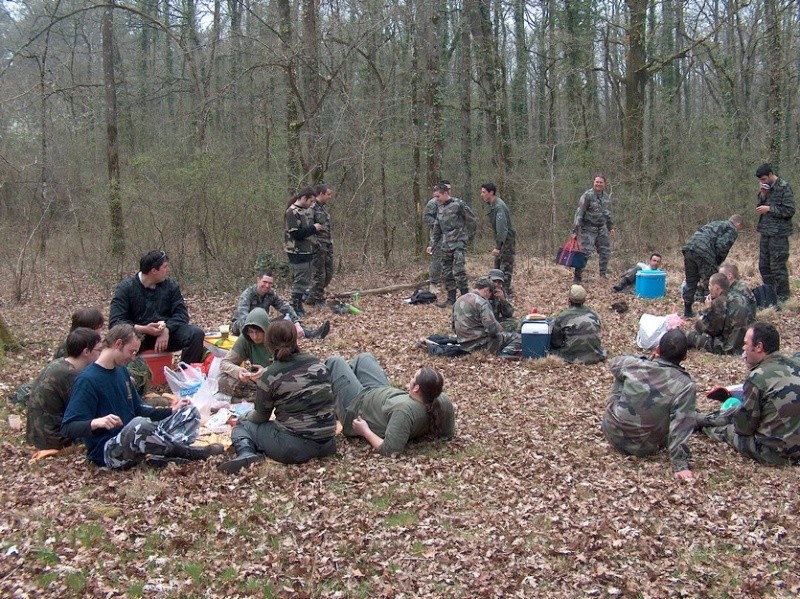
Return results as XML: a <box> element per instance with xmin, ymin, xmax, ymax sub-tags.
<box><xmin>169</xmin><ymin>442</ymin><xmax>225</xmax><ymax>461</ymax></box>
<box><xmin>683</xmin><ymin>302</ymin><xmax>694</xmax><ymax>318</ymax></box>
<box><xmin>437</xmin><ymin>289</ymin><xmax>457</xmax><ymax>308</ymax></box>
<box><xmin>573</xmin><ymin>268</ymin><xmax>583</xmax><ymax>284</ymax></box>
<box><xmin>217</xmin><ymin>438</ymin><xmax>265</xmax><ymax>474</ymax></box>
<box><xmin>301</xmin><ymin>321</ymin><xmax>331</xmax><ymax>339</ymax></box>
<box><xmin>292</xmin><ymin>294</ymin><xmax>307</xmax><ymax>318</ymax></box>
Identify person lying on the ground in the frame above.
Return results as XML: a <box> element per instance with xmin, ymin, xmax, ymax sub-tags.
<box><xmin>687</xmin><ymin>272</ymin><xmax>752</xmax><ymax>355</ymax></box>
<box><xmin>61</xmin><ymin>324</ymin><xmax>223</xmax><ymax>469</ymax></box>
<box><xmin>217</xmin><ymin>319</ymin><xmax>337</xmax><ymax>474</ymax></box>
<box><xmin>325</xmin><ymin>352</ymin><xmax>456</xmax><ymax>456</ymax></box>
<box><xmin>26</xmin><ymin>328</ymin><xmax>102</xmax><ymax>451</ymax></box>
<box><xmin>453</xmin><ymin>278</ymin><xmax>521</xmax><ymax>356</ymax></box>
<box><xmin>602</xmin><ymin>329</ymin><xmax>697</xmax><ymax>480</ymax></box>
<box><xmin>612</xmin><ymin>253</ymin><xmax>662</xmax><ymax>293</ymax></box>
<box><xmin>550</xmin><ymin>285</ymin><xmax>607</xmax><ymax>364</ymax></box>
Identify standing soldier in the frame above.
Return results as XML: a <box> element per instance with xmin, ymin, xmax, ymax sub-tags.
<box><xmin>754</xmin><ymin>163</ymin><xmax>795</xmax><ymax>303</ymax></box>
<box><xmin>572</xmin><ymin>174</ymin><xmax>615</xmax><ymax>283</ymax></box>
<box><xmin>284</xmin><ymin>187</ymin><xmax>321</xmax><ymax>317</ymax></box>
<box><xmin>427</xmin><ymin>182</ymin><xmax>477</xmax><ymax>308</ymax></box>
<box><xmin>307</xmin><ymin>184</ymin><xmax>334</xmax><ymax>310</ymax></box>
<box><xmin>424</xmin><ymin>181</ymin><xmax>448</xmax><ymax>296</ymax></box>
<box><xmin>481</xmin><ymin>182</ymin><xmax>517</xmax><ymax>294</ymax></box>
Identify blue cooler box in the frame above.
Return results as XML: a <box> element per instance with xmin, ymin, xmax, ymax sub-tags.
<box><xmin>521</xmin><ymin>319</ymin><xmax>551</xmax><ymax>359</ymax></box>
<box><xmin>635</xmin><ymin>269</ymin><xmax>667</xmax><ymax>299</ymax></box>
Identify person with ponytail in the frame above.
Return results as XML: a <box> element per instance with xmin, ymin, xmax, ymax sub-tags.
<box><xmin>218</xmin><ymin>319</ymin><xmax>337</xmax><ymax>473</ymax></box>
<box><xmin>325</xmin><ymin>353</ymin><xmax>456</xmax><ymax>456</ymax></box>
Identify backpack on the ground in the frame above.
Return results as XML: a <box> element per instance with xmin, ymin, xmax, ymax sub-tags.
<box><xmin>423</xmin><ymin>335</ymin><xmax>469</xmax><ymax>357</ymax></box>
<box><xmin>408</xmin><ymin>289</ymin><xmax>437</xmax><ymax>305</ymax></box>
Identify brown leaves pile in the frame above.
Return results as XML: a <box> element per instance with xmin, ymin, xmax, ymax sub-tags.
<box><xmin>1</xmin><ymin>243</ymin><xmax>799</xmax><ymax>598</ymax></box>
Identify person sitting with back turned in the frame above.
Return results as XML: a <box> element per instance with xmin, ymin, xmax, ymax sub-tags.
<box><xmin>109</xmin><ymin>250</ymin><xmax>205</xmax><ymax>364</ymax></box>
<box><xmin>602</xmin><ymin>329</ymin><xmax>697</xmax><ymax>480</ymax></box>
<box><xmin>612</xmin><ymin>253</ymin><xmax>662</xmax><ymax>293</ymax></box>
<box><xmin>550</xmin><ymin>285</ymin><xmax>607</xmax><ymax>364</ymax></box>
<box><xmin>325</xmin><ymin>352</ymin><xmax>456</xmax><ymax>456</ymax></box>
<box><xmin>453</xmin><ymin>278</ymin><xmax>522</xmax><ymax>356</ymax></box>
<box><xmin>687</xmin><ymin>272</ymin><xmax>753</xmax><ymax>355</ymax></box>
<box><xmin>26</xmin><ymin>328</ymin><xmax>102</xmax><ymax>450</ymax></box>
<box><xmin>701</xmin><ymin>322</ymin><xmax>800</xmax><ymax>466</ymax></box>
<box><xmin>61</xmin><ymin>324</ymin><xmax>224</xmax><ymax>469</ymax></box>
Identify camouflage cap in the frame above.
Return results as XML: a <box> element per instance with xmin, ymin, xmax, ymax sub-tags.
<box><xmin>487</xmin><ymin>269</ymin><xmax>505</xmax><ymax>282</ymax></box>
<box><xmin>474</xmin><ymin>278</ymin><xmax>493</xmax><ymax>290</ymax></box>
<box><xmin>569</xmin><ymin>284</ymin><xmax>587</xmax><ymax>304</ymax></box>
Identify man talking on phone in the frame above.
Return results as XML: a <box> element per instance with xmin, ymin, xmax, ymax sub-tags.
<box><xmin>755</xmin><ymin>163</ymin><xmax>795</xmax><ymax>303</ymax></box>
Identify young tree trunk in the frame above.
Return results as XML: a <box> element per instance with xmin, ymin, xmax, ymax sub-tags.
<box><xmin>103</xmin><ymin>7</ymin><xmax>125</xmax><ymax>265</ymax></box>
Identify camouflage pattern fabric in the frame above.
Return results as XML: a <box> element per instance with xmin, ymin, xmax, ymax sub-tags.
<box><xmin>613</xmin><ymin>263</ymin><xmax>648</xmax><ymax>293</ymax></box>
<box><xmin>10</xmin><ymin>381</ymin><xmax>32</xmax><ymax>406</ymax></box>
<box><xmin>687</xmin><ymin>292</ymin><xmax>753</xmax><ymax>355</ymax></box>
<box><xmin>703</xmin><ymin>353</ymin><xmax>800</xmax><ymax>465</ymax></box>
<box><xmin>491</xmin><ymin>295</ymin><xmax>519</xmax><ymax>332</ymax></box>
<box><xmin>430</xmin><ymin>197</ymin><xmax>477</xmax><ymax>251</ymax></box>
<box><xmin>756</xmin><ymin>177</ymin><xmax>795</xmax><ymax>237</ymax></box>
<box><xmin>424</xmin><ymin>198</ymin><xmax>442</xmax><ymax>285</ymax></box>
<box><xmin>308</xmin><ymin>200</ymin><xmax>334</xmax><ymax>302</ymax></box>
<box><xmin>573</xmin><ymin>188</ymin><xmax>613</xmax><ymax>231</ymax></box>
<box><xmin>602</xmin><ymin>355</ymin><xmax>697</xmax><ymax>472</ymax></box>
<box><xmin>25</xmin><ymin>358</ymin><xmax>77</xmax><ymax>450</ymax></box>
<box><xmin>578</xmin><ymin>226</ymin><xmax>612</xmax><ymax>276</ymax></box>
<box><xmin>729</xmin><ymin>279</ymin><xmax>757</xmax><ymax>322</ymax></box>
<box><xmin>247</xmin><ymin>352</ymin><xmax>336</xmax><ymax>441</ymax></box>
<box><xmin>759</xmin><ymin>234</ymin><xmax>791</xmax><ymax>301</ymax></box>
<box><xmin>217</xmin><ymin>374</ymin><xmax>258</xmax><ymax>402</ymax></box>
<box><xmin>103</xmin><ymin>404</ymin><xmax>200</xmax><ymax>470</ymax></box>
<box><xmin>442</xmin><ymin>247</ymin><xmax>468</xmax><ymax>295</ymax></box>
<box><xmin>453</xmin><ymin>292</ymin><xmax>522</xmax><ymax>354</ymax></box>
<box><xmin>550</xmin><ymin>305</ymin><xmax>607</xmax><ymax>364</ymax></box>
<box><xmin>231</xmin><ymin>285</ymin><xmax>298</xmax><ymax>335</ymax></box>
<box><xmin>486</xmin><ymin>197</ymin><xmax>516</xmax><ymax>289</ymax></box>
<box><xmin>682</xmin><ymin>248</ymin><xmax>716</xmax><ymax>306</ymax></box>
<box><xmin>126</xmin><ymin>356</ymin><xmax>152</xmax><ymax>396</ymax></box>
<box><xmin>284</xmin><ymin>204</ymin><xmax>317</xmax><ymax>256</ymax></box>
<box><xmin>682</xmin><ymin>220</ymin><xmax>738</xmax><ymax>270</ymax></box>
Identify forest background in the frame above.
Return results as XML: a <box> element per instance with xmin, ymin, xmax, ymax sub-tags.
<box><xmin>1</xmin><ymin>0</ymin><xmax>799</xmax><ymax>300</ymax></box>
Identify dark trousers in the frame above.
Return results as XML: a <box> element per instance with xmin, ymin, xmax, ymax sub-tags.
<box><xmin>682</xmin><ymin>250</ymin><xmax>715</xmax><ymax>305</ymax></box>
<box><xmin>759</xmin><ymin>234</ymin><xmax>791</xmax><ymax>301</ymax></box>
<box><xmin>139</xmin><ymin>323</ymin><xmax>205</xmax><ymax>364</ymax></box>
<box><xmin>232</xmin><ymin>420</ymin><xmax>336</xmax><ymax>464</ymax></box>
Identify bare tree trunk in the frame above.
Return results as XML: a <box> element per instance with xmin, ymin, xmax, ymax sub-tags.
<box><xmin>459</xmin><ymin>9</ymin><xmax>473</xmax><ymax>201</ymax></box>
<box><xmin>103</xmin><ymin>7</ymin><xmax>125</xmax><ymax>266</ymax></box>
<box><xmin>764</xmin><ymin>0</ymin><xmax>783</xmax><ymax>166</ymax></box>
<box><xmin>622</xmin><ymin>0</ymin><xmax>648</xmax><ymax>176</ymax></box>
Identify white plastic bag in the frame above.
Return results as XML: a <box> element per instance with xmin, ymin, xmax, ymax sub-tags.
<box><xmin>191</xmin><ymin>357</ymin><xmax>222</xmax><ymax>420</ymax></box>
<box><xmin>164</xmin><ymin>362</ymin><xmax>204</xmax><ymax>398</ymax></box>
<box><xmin>636</xmin><ymin>313</ymin><xmax>683</xmax><ymax>350</ymax></box>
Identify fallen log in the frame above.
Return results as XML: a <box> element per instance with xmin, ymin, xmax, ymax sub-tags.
<box><xmin>330</xmin><ymin>281</ymin><xmax>430</xmax><ymax>299</ymax></box>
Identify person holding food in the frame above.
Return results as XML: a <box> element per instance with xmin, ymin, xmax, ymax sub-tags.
<box><xmin>218</xmin><ymin>308</ymin><xmax>272</xmax><ymax>401</ymax></box>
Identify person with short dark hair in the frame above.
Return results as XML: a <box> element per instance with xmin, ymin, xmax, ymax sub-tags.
<box><xmin>61</xmin><ymin>324</ymin><xmax>223</xmax><ymax>469</ymax></box>
<box><xmin>424</xmin><ymin>181</ymin><xmax>451</xmax><ymax>296</ymax></box>
<box><xmin>217</xmin><ymin>319</ymin><xmax>337</xmax><ymax>473</ymax></box>
<box><xmin>702</xmin><ymin>322</ymin><xmax>800</xmax><ymax>466</ymax></box>
<box><xmin>612</xmin><ymin>253</ymin><xmax>663</xmax><ymax>294</ymax></box>
<box><xmin>325</xmin><ymin>352</ymin><xmax>456</xmax><ymax>456</ymax></box>
<box><xmin>453</xmin><ymin>278</ymin><xmax>522</xmax><ymax>356</ymax></box>
<box><xmin>754</xmin><ymin>163</ymin><xmax>795</xmax><ymax>302</ymax></box>
<box><xmin>602</xmin><ymin>329</ymin><xmax>697</xmax><ymax>480</ymax></box>
<box><xmin>572</xmin><ymin>174</ymin><xmax>615</xmax><ymax>283</ymax></box>
<box><xmin>481</xmin><ymin>182</ymin><xmax>517</xmax><ymax>293</ymax></box>
<box><xmin>26</xmin><ymin>328</ymin><xmax>103</xmax><ymax>450</ymax></box>
<box><xmin>284</xmin><ymin>188</ymin><xmax>322</xmax><ymax>317</ymax></box>
<box><xmin>687</xmin><ymin>272</ymin><xmax>753</xmax><ymax>354</ymax></box>
<box><xmin>306</xmin><ymin>184</ymin><xmax>335</xmax><ymax>309</ymax></box>
<box><xmin>550</xmin><ymin>285</ymin><xmax>607</xmax><ymax>364</ymax></box>
<box><xmin>109</xmin><ymin>250</ymin><xmax>204</xmax><ymax>364</ymax></box>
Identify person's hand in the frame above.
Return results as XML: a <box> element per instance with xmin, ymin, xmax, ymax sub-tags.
<box><xmin>247</xmin><ymin>365</ymin><xmax>265</xmax><ymax>380</ymax></box>
<box><xmin>352</xmin><ymin>415</ymin><xmax>371</xmax><ymax>437</ymax></box>
<box><xmin>140</xmin><ymin>322</ymin><xmax>164</xmax><ymax>336</ymax></box>
<box><xmin>91</xmin><ymin>414</ymin><xmax>122</xmax><ymax>430</ymax></box>
<box><xmin>426</xmin><ymin>246</ymin><xmax>433</xmax><ymax>255</ymax></box>
<box><xmin>171</xmin><ymin>397</ymin><xmax>191</xmax><ymax>412</ymax></box>
<box><xmin>674</xmin><ymin>470</ymin><xmax>694</xmax><ymax>481</ymax></box>
<box><xmin>704</xmin><ymin>295</ymin><xmax>713</xmax><ymax>307</ymax></box>
<box><xmin>154</xmin><ymin>327</ymin><xmax>170</xmax><ymax>352</ymax></box>
<box><xmin>494</xmin><ymin>287</ymin><xmax>506</xmax><ymax>301</ymax></box>
<box><xmin>757</xmin><ymin>205</ymin><xmax>770</xmax><ymax>215</ymax></box>
<box><xmin>610</xmin><ymin>228</ymin><xmax>617</xmax><ymax>241</ymax></box>
<box><xmin>295</xmin><ymin>322</ymin><xmax>305</xmax><ymax>338</ymax></box>
<box><xmin>491</xmin><ymin>248</ymin><xmax>500</xmax><ymax>257</ymax></box>
<box><xmin>314</xmin><ymin>223</ymin><xmax>323</xmax><ymax>232</ymax></box>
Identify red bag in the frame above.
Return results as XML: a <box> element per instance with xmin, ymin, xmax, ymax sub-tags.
<box><xmin>556</xmin><ymin>236</ymin><xmax>588</xmax><ymax>268</ymax></box>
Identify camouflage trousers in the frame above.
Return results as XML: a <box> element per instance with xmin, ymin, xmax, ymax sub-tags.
<box><xmin>429</xmin><ymin>243</ymin><xmax>442</xmax><ymax>285</ymax></box>
<box><xmin>442</xmin><ymin>247</ymin><xmax>468</xmax><ymax>293</ymax></box>
<box><xmin>231</xmin><ymin>419</ymin><xmax>336</xmax><ymax>465</ymax></box>
<box><xmin>602</xmin><ymin>416</ymin><xmax>662</xmax><ymax>458</ymax></box>
<box><xmin>217</xmin><ymin>372</ymin><xmax>258</xmax><ymax>402</ymax></box>
<box><xmin>289</xmin><ymin>259</ymin><xmax>312</xmax><ymax>297</ymax></box>
<box><xmin>682</xmin><ymin>249</ymin><xmax>715</xmax><ymax>306</ymax></box>
<box><xmin>127</xmin><ymin>356</ymin><xmax>153</xmax><ymax>396</ymax></box>
<box><xmin>686</xmin><ymin>330</ymin><xmax>712</xmax><ymax>352</ymax></box>
<box><xmin>494</xmin><ymin>237</ymin><xmax>516</xmax><ymax>291</ymax></box>
<box><xmin>103</xmin><ymin>404</ymin><xmax>200</xmax><ymax>470</ymax></box>
<box><xmin>498</xmin><ymin>317</ymin><xmax>521</xmax><ymax>333</ymax></box>
<box><xmin>759</xmin><ymin>234</ymin><xmax>791</xmax><ymax>301</ymax></box>
<box><xmin>308</xmin><ymin>242</ymin><xmax>334</xmax><ymax>302</ymax></box>
<box><xmin>462</xmin><ymin>332</ymin><xmax>522</xmax><ymax>355</ymax></box>
<box><xmin>580</xmin><ymin>226</ymin><xmax>611</xmax><ymax>276</ymax></box>
<box><xmin>703</xmin><ymin>422</ymin><xmax>799</xmax><ymax>466</ymax></box>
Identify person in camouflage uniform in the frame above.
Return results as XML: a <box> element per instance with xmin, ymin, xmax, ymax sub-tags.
<box><xmin>487</xmin><ymin>269</ymin><xmax>519</xmax><ymax>332</ymax></box>
<box><xmin>325</xmin><ymin>352</ymin><xmax>456</xmax><ymax>456</ymax></box>
<box><xmin>218</xmin><ymin>320</ymin><xmax>337</xmax><ymax>473</ymax></box>
<box><xmin>572</xmin><ymin>174</ymin><xmax>615</xmax><ymax>283</ymax></box>
<box><xmin>612</xmin><ymin>253</ymin><xmax>662</xmax><ymax>294</ymax></box>
<box><xmin>307</xmin><ymin>184</ymin><xmax>334</xmax><ymax>309</ymax></box>
<box><xmin>26</xmin><ymin>328</ymin><xmax>102</xmax><ymax>450</ymax></box>
<box><xmin>755</xmin><ymin>163</ymin><xmax>795</xmax><ymax>302</ymax></box>
<box><xmin>427</xmin><ymin>182</ymin><xmax>477</xmax><ymax>307</ymax></box>
<box><xmin>452</xmin><ymin>278</ymin><xmax>521</xmax><ymax>356</ymax></box>
<box><xmin>230</xmin><ymin>271</ymin><xmax>329</xmax><ymax>339</ymax></box>
<box><xmin>602</xmin><ymin>329</ymin><xmax>697</xmax><ymax>480</ymax></box>
<box><xmin>284</xmin><ymin>187</ymin><xmax>322</xmax><ymax>317</ymax></box>
<box><xmin>702</xmin><ymin>322</ymin><xmax>800</xmax><ymax>465</ymax></box>
<box><xmin>481</xmin><ymin>182</ymin><xmax>517</xmax><ymax>293</ymax></box>
<box><xmin>687</xmin><ymin>273</ymin><xmax>753</xmax><ymax>355</ymax></box>
<box><xmin>424</xmin><ymin>186</ymin><xmax>444</xmax><ymax>295</ymax></box>
<box><xmin>719</xmin><ymin>262</ymin><xmax>757</xmax><ymax>322</ymax></box>
<box><xmin>550</xmin><ymin>285</ymin><xmax>607</xmax><ymax>364</ymax></box>
<box><xmin>681</xmin><ymin>214</ymin><xmax>743</xmax><ymax>317</ymax></box>
<box><xmin>61</xmin><ymin>324</ymin><xmax>224</xmax><ymax>469</ymax></box>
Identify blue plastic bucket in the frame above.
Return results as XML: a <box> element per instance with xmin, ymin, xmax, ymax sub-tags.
<box><xmin>635</xmin><ymin>269</ymin><xmax>666</xmax><ymax>299</ymax></box>
<box><xmin>521</xmin><ymin>319</ymin><xmax>551</xmax><ymax>359</ymax></box>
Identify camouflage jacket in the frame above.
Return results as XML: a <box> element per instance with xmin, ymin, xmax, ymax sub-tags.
<box><xmin>453</xmin><ymin>292</ymin><xmax>501</xmax><ymax>351</ymax></box>
<box><xmin>491</xmin><ymin>294</ymin><xmax>515</xmax><ymax>321</ymax></box>
<box><xmin>249</xmin><ymin>352</ymin><xmax>336</xmax><ymax>441</ymax></box>
<box><xmin>757</xmin><ymin>177</ymin><xmax>795</xmax><ymax>236</ymax></box>
<box><xmin>231</xmin><ymin>285</ymin><xmax>298</xmax><ymax>334</ymax></box>
<box><xmin>485</xmin><ymin>197</ymin><xmax>516</xmax><ymax>250</ymax></box>
<box><xmin>284</xmin><ymin>204</ymin><xmax>317</xmax><ymax>257</ymax></box>
<box><xmin>574</xmin><ymin>189</ymin><xmax>612</xmax><ymax>231</ymax></box>
<box><xmin>694</xmin><ymin>291</ymin><xmax>753</xmax><ymax>355</ymax></box>
<box><xmin>26</xmin><ymin>358</ymin><xmax>77</xmax><ymax>450</ymax></box>
<box><xmin>732</xmin><ymin>352</ymin><xmax>800</xmax><ymax>463</ymax></box>
<box><xmin>312</xmin><ymin>201</ymin><xmax>333</xmax><ymax>245</ymax></box>
<box><xmin>682</xmin><ymin>220</ymin><xmax>738</xmax><ymax>267</ymax></box>
<box><xmin>550</xmin><ymin>305</ymin><xmax>607</xmax><ymax>364</ymax></box>
<box><xmin>603</xmin><ymin>355</ymin><xmax>697</xmax><ymax>472</ymax></box>
<box><xmin>729</xmin><ymin>279</ymin><xmax>757</xmax><ymax>322</ymax></box>
<box><xmin>431</xmin><ymin>198</ymin><xmax>477</xmax><ymax>250</ymax></box>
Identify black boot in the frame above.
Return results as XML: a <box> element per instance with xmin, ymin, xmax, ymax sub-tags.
<box><xmin>169</xmin><ymin>443</ymin><xmax>225</xmax><ymax>461</ymax></box>
<box><xmin>458</xmin><ymin>287</ymin><xmax>468</xmax><ymax>297</ymax></box>
<box><xmin>683</xmin><ymin>302</ymin><xmax>694</xmax><ymax>318</ymax></box>
<box><xmin>573</xmin><ymin>268</ymin><xmax>583</xmax><ymax>284</ymax></box>
<box><xmin>292</xmin><ymin>294</ymin><xmax>306</xmax><ymax>318</ymax></box>
<box><xmin>301</xmin><ymin>320</ymin><xmax>330</xmax><ymax>339</ymax></box>
<box><xmin>437</xmin><ymin>289</ymin><xmax>457</xmax><ymax>308</ymax></box>
<box><xmin>217</xmin><ymin>438</ymin><xmax>265</xmax><ymax>474</ymax></box>
<box><xmin>612</xmin><ymin>279</ymin><xmax>625</xmax><ymax>292</ymax></box>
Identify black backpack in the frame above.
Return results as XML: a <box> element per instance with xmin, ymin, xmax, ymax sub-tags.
<box><xmin>409</xmin><ymin>290</ymin><xmax>437</xmax><ymax>305</ymax></box>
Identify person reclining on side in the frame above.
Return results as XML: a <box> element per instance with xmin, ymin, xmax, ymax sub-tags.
<box><xmin>326</xmin><ymin>352</ymin><xmax>456</xmax><ymax>456</ymax></box>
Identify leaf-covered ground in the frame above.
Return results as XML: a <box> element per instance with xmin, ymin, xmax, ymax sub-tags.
<box><xmin>1</xmin><ymin>245</ymin><xmax>799</xmax><ymax>598</ymax></box>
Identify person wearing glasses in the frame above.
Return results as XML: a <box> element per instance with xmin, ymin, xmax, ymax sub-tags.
<box><xmin>109</xmin><ymin>250</ymin><xmax>205</xmax><ymax>364</ymax></box>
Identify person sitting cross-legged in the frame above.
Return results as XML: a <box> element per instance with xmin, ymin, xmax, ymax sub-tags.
<box><xmin>550</xmin><ymin>285</ymin><xmax>607</xmax><ymax>364</ymax></box>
